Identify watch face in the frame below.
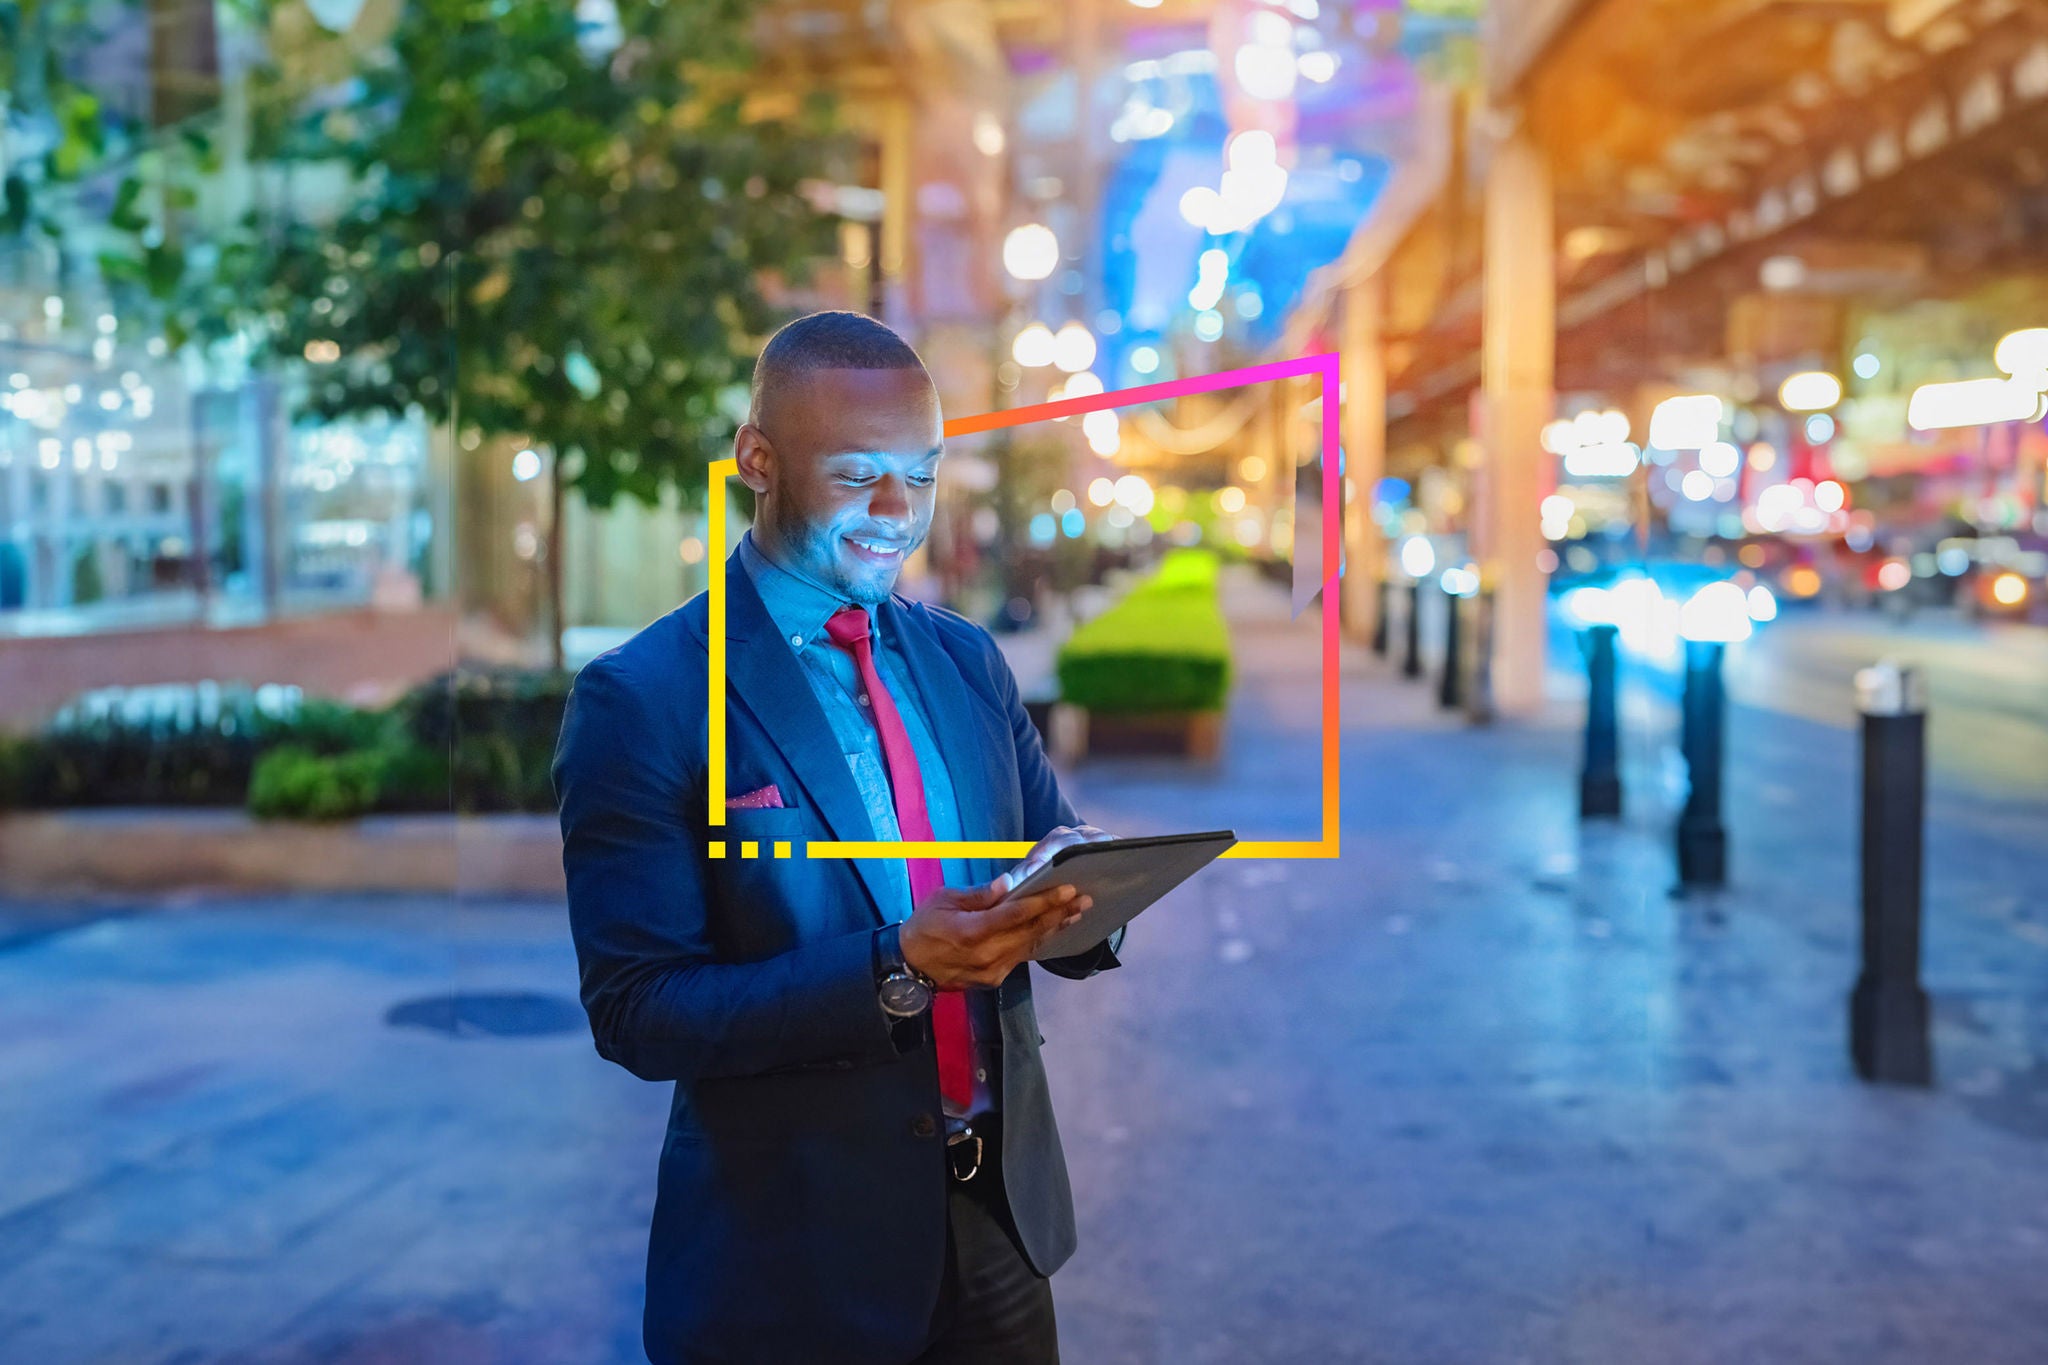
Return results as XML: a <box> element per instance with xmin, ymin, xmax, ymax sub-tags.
<box><xmin>880</xmin><ymin>973</ymin><xmax>931</xmax><ymax>1017</ymax></box>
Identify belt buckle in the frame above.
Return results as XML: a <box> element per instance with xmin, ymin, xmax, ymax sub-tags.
<box><xmin>945</xmin><ymin>1127</ymin><xmax>984</xmax><ymax>1183</ymax></box>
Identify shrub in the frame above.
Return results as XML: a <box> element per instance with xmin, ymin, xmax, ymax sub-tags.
<box><xmin>396</xmin><ymin>668</ymin><xmax>570</xmax><ymax>813</ymax></box>
<box><xmin>1134</xmin><ymin>548</ymin><xmax>1221</xmax><ymax>596</ymax></box>
<box><xmin>11</xmin><ymin>670</ymin><xmax>568</xmax><ymax>817</ymax></box>
<box><xmin>374</xmin><ymin>741</ymin><xmax>455</xmax><ymax>813</ymax></box>
<box><xmin>1058</xmin><ymin>553</ymin><xmax>1232</xmax><ymax>713</ymax></box>
<box><xmin>0</xmin><ymin>733</ymin><xmax>37</xmax><ymax>810</ymax></box>
<box><xmin>247</xmin><ymin>745</ymin><xmax>383</xmax><ymax>821</ymax></box>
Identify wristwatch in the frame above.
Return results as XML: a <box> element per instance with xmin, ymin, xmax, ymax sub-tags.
<box><xmin>874</xmin><ymin>922</ymin><xmax>935</xmax><ymax>1018</ymax></box>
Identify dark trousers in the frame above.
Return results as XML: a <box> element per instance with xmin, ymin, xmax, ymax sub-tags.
<box><xmin>910</xmin><ymin>1153</ymin><xmax>1060</xmax><ymax>1364</ymax></box>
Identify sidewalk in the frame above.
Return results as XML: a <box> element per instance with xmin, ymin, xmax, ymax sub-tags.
<box><xmin>1</xmin><ymin>571</ymin><xmax>2044</xmax><ymax>1363</ymax></box>
<box><xmin>1047</xmin><ymin>568</ymin><xmax>2048</xmax><ymax>1363</ymax></box>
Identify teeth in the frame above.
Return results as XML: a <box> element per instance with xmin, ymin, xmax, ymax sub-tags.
<box><xmin>851</xmin><ymin>538</ymin><xmax>901</xmax><ymax>554</ymax></box>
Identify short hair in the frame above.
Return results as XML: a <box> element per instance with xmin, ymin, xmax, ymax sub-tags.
<box><xmin>748</xmin><ymin>310</ymin><xmax>928</xmax><ymax>427</ymax></box>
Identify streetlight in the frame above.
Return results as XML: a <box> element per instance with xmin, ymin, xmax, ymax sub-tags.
<box><xmin>1051</xmin><ymin>322</ymin><xmax>1096</xmax><ymax>373</ymax></box>
<box><xmin>1011</xmin><ymin>323</ymin><xmax>1056</xmax><ymax>368</ymax></box>
<box><xmin>1002</xmin><ymin>223</ymin><xmax>1060</xmax><ymax>282</ymax></box>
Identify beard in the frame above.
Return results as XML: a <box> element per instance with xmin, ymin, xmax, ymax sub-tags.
<box><xmin>778</xmin><ymin>514</ymin><xmax>923</xmax><ymax>606</ymax></box>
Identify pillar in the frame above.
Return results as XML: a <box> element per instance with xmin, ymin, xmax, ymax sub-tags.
<box><xmin>1476</xmin><ymin>118</ymin><xmax>1554</xmax><ymax>717</ymax></box>
<box><xmin>877</xmin><ymin>94</ymin><xmax>916</xmax><ymax>330</ymax></box>
<box><xmin>1339</xmin><ymin>274</ymin><xmax>1386</xmax><ymax>642</ymax></box>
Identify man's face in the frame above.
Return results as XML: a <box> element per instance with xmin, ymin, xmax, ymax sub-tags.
<box><xmin>736</xmin><ymin>366</ymin><xmax>944</xmax><ymax>606</ymax></box>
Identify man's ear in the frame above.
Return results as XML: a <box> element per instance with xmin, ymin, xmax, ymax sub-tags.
<box><xmin>733</xmin><ymin>422</ymin><xmax>774</xmax><ymax>494</ymax></box>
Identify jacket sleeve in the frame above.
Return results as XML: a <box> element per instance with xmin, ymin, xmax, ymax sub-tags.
<box><xmin>553</xmin><ymin>659</ymin><xmax>901</xmax><ymax>1083</ymax></box>
<box><xmin>978</xmin><ymin>628</ymin><xmax>1125</xmax><ymax>981</ymax></box>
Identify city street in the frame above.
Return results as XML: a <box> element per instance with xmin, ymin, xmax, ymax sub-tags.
<box><xmin>1727</xmin><ymin>610</ymin><xmax>2048</xmax><ymax>801</ymax></box>
<box><xmin>5</xmin><ymin>572</ymin><xmax>2046</xmax><ymax>1363</ymax></box>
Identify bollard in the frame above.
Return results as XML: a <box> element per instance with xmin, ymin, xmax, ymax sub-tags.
<box><xmin>1402</xmin><ymin>580</ymin><xmax>1424</xmax><ymax>679</ymax></box>
<box><xmin>1850</xmin><ymin>662</ymin><xmax>1932</xmax><ymax>1085</ymax></box>
<box><xmin>1437</xmin><ymin>583</ymin><xmax>1464</xmax><ymax>710</ymax></box>
<box><xmin>1578</xmin><ymin>623</ymin><xmax>1622</xmax><ymax>817</ymax></box>
<box><xmin>1675</xmin><ymin>638</ymin><xmax>1727</xmax><ymax>887</ymax></box>
<box><xmin>1371</xmin><ymin>578</ymin><xmax>1389</xmax><ymax>657</ymax></box>
<box><xmin>1464</xmin><ymin>588</ymin><xmax>1496</xmax><ymax>726</ymax></box>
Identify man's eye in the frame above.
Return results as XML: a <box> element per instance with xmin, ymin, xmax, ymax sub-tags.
<box><xmin>909</xmin><ymin>475</ymin><xmax>936</xmax><ymax>487</ymax></box>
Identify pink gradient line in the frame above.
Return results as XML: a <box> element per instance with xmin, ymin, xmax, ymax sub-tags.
<box><xmin>942</xmin><ymin>351</ymin><xmax>1341</xmax><ymax>437</ymax></box>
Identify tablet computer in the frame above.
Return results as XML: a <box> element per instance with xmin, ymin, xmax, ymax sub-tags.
<box><xmin>1012</xmin><ymin>829</ymin><xmax>1237</xmax><ymax>960</ymax></box>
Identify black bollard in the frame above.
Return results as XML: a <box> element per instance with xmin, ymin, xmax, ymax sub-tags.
<box><xmin>1371</xmin><ymin>578</ymin><xmax>1389</xmax><ymax>657</ymax></box>
<box><xmin>1675</xmin><ymin>638</ymin><xmax>1727</xmax><ymax>887</ymax></box>
<box><xmin>1437</xmin><ymin>584</ymin><xmax>1464</xmax><ymax>710</ymax></box>
<box><xmin>1402</xmin><ymin>581</ymin><xmax>1424</xmax><ymax>679</ymax></box>
<box><xmin>1579</xmin><ymin>623</ymin><xmax>1622</xmax><ymax>817</ymax></box>
<box><xmin>1850</xmin><ymin>663</ymin><xmax>1932</xmax><ymax>1085</ymax></box>
<box><xmin>1465</xmin><ymin>588</ymin><xmax>1496</xmax><ymax>726</ymax></box>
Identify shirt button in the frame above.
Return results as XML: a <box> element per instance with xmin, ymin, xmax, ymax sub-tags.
<box><xmin>910</xmin><ymin>1113</ymin><xmax>937</xmax><ymax>1139</ymax></box>
<box><xmin>858</xmin><ymin>693</ymin><xmax>870</xmax><ymax>706</ymax></box>
<box><xmin>790</xmin><ymin>633</ymin><xmax>803</xmax><ymax>647</ymax></box>
<box><xmin>976</xmin><ymin>1068</ymin><xmax>988</xmax><ymax>1082</ymax></box>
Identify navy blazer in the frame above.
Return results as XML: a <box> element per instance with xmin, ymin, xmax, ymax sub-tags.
<box><xmin>553</xmin><ymin>548</ymin><xmax>1119</xmax><ymax>1365</ymax></box>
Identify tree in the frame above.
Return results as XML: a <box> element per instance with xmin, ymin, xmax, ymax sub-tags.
<box><xmin>1</xmin><ymin>0</ymin><xmax>124</xmax><ymax>244</ymax></box>
<box><xmin>161</xmin><ymin>0</ymin><xmax>844</xmax><ymax>662</ymax></box>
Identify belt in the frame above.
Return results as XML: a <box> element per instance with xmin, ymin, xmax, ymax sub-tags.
<box><xmin>946</xmin><ymin>1115</ymin><xmax>997</xmax><ymax>1184</ymax></box>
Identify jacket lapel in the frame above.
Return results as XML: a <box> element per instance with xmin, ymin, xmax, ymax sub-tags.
<box><xmin>714</xmin><ymin>551</ymin><xmax>894</xmax><ymax>925</ymax></box>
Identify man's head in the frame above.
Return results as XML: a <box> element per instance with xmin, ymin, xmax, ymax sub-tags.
<box><xmin>735</xmin><ymin>311</ymin><xmax>942</xmax><ymax>606</ymax></box>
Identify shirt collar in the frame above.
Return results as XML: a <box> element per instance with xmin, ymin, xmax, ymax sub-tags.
<box><xmin>737</xmin><ymin>529</ymin><xmax>877</xmax><ymax>650</ymax></box>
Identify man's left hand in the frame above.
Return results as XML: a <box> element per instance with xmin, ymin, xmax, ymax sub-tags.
<box><xmin>998</xmin><ymin>823</ymin><xmax>1115</xmax><ymax>894</ymax></box>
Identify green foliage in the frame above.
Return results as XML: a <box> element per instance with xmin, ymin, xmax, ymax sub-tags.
<box><xmin>4</xmin><ymin>672</ymin><xmax>568</xmax><ymax>818</ymax></box>
<box><xmin>69</xmin><ymin>544</ymin><xmax>103</xmax><ymax>604</ymax></box>
<box><xmin>1133</xmin><ymin>548</ymin><xmax>1220</xmax><ymax>596</ymax></box>
<box><xmin>395</xmin><ymin>666</ymin><xmax>570</xmax><ymax>813</ymax></box>
<box><xmin>247</xmin><ymin>744</ymin><xmax>383</xmax><ymax>821</ymax></box>
<box><xmin>0</xmin><ymin>0</ymin><xmax>127</xmax><ymax>241</ymax></box>
<box><xmin>369</xmin><ymin>739</ymin><xmax>454</xmax><ymax>813</ymax></box>
<box><xmin>0</xmin><ymin>732</ymin><xmax>35</xmax><ymax>809</ymax></box>
<box><xmin>8</xmin><ymin>682</ymin><xmax>385</xmax><ymax>807</ymax></box>
<box><xmin>160</xmin><ymin>0</ymin><xmax>843</xmax><ymax>513</ymax></box>
<box><xmin>1058</xmin><ymin>553</ymin><xmax>1232</xmax><ymax>714</ymax></box>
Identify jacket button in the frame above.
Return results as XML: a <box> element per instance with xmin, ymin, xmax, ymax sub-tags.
<box><xmin>910</xmin><ymin>1113</ymin><xmax>937</xmax><ymax>1139</ymax></box>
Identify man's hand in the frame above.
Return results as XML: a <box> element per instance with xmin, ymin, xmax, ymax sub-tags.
<box><xmin>1007</xmin><ymin>823</ymin><xmax>1115</xmax><ymax>889</ymax></box>
<box><xmin>899</xmin><ymin>877</ymin><xmax>1093</xmax><ymax>990</ymax></box>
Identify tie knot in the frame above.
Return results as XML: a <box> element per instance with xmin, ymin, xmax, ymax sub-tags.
<box><xmin>823</xmin><ymin>605</ymin><xmax>871</xmax><ymax>650</ymax></box>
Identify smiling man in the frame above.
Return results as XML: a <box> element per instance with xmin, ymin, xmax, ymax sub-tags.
<box><xmin>554</xmin><ymin>310</ymin><xmax>1120</xmax><ymax>1365</ymax></box>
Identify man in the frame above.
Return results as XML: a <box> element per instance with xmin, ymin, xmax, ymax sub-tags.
<box><xmin>554</xmin><ymin>310</ymin><xmax>1122</xmax><ymax>1365</ymax></box>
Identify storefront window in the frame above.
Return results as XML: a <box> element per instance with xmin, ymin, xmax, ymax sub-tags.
<box><xmin>0</xmin><ymin>333</ymin><xmax>438</xmax><ymax>632</ymax></box>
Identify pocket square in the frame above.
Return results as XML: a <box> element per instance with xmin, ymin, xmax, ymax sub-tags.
<box><xmin>726</xmin><ymin>784</ymin><xmax>786</xmax><ymax>811</ymax></box>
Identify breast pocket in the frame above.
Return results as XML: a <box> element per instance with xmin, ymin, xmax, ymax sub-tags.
<box><xmin>717</xmin><ymin>805</ymin><xmax>806</xmax><ymax>853</ymax></box>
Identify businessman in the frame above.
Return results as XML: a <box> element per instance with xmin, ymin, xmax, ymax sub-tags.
<box><xmin>554</xmin><ymin>310</ymin><xmax>1122</xmax><ymax>1364</ymax></box>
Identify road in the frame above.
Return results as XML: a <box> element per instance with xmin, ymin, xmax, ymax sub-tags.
<box><xmin>1722</xmin><ymin>608</ymin><xmax>2048</xmax><ymax>799</ymax></box>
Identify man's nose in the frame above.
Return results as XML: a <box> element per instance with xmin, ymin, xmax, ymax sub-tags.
<box><xmin>867</xmin><ymin>475</ymin><xmax>913</xmax><ymax>523</ymax></box>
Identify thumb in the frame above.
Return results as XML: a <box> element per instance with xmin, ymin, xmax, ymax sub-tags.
<box><xmin>965</xmin><ymin>875</ymin><xmax>1010</xmax><ymax>908</ymax></box>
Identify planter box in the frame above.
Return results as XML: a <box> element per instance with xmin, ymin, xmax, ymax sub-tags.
<box><xmin>1051</xmin><ymin>704</ymin><xmax>1222</xmax><ymax>762</ymax></box>
<box><xmin>0</xmin><ymin>808</ymin><xmax>566</xmax><ymax>898</ymax></box>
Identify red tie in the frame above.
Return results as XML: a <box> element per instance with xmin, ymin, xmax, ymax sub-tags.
<box><xmin>823</xmin><ymin>605</ymin><xmax>975</xmax><ymax>1109</ymax></box>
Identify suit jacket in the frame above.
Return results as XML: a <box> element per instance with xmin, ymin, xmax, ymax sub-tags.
<box><xmin>553</xmin><ymin>548</ymin><xmax>1120</xmax><ymax>1365</ymax></box>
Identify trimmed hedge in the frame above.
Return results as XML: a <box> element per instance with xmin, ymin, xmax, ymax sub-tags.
<box><xmin>0</xmin><ymin>667</ymin><xmax>570</xmax><ymax>820</ymax></box>
<box><xmin>1057</xmin><ymin>551</ymin><xmax>1232</xmax><ymax>713</ymax></box>
<box><xmin>247</xmin><ymin>745</ymin><xmax>386</xmax><ymax>821</ymax></box>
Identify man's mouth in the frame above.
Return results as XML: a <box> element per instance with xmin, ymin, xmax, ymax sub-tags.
<box><xmin>845</xmin><ymin>535</ymin><xmax>908</xmax><ymax>564</ymax></box>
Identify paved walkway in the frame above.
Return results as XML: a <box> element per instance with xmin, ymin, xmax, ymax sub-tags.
<box><xmin>3</xmin><ymin>571</ymin><xmax>2046</xmax><ymax>1362</ymax></box>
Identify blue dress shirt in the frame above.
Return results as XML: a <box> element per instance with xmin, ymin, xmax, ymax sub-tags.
<box><xmin>737</xmin><ymin>531</ymin><xmax>997</xmax><ymax>1123</ymax></box>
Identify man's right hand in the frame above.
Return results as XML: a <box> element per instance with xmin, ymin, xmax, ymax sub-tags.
<box><xmin>899</xmin><ymin>874</ymin><xmax>1092</xmax><ymax>990</ymax></box>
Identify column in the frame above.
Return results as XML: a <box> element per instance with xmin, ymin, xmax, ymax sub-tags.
<box><xmin>1476</xmin><ymin>119</ymin><xmax>1554</xmax><ymax>717</ymax></box>
<box><xmin>1339</xmin><ymin>273</ymin><xmax>1386</xmax><ymax>642</ymax></box>
<box><xmin>877</xmin><ymin>95</ymin><xmax>916</xmax><ymax>330</ymax></box>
